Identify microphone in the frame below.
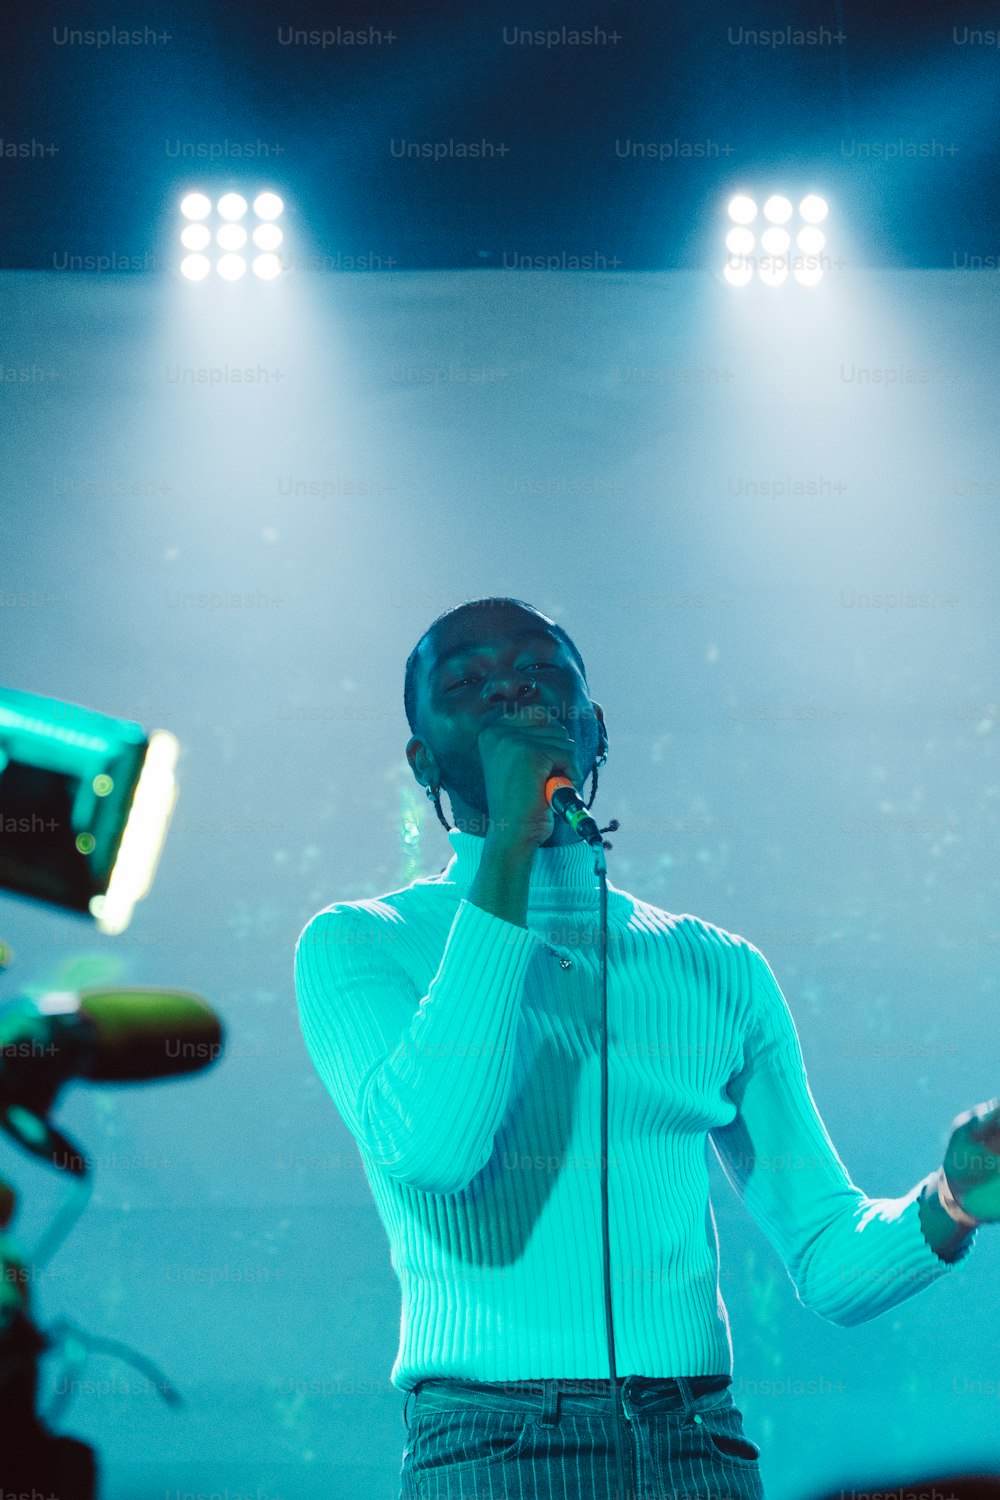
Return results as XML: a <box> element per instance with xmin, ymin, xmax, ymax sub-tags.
<box><xmin>544</xmin><ymin>775</ymin><xmax>606</xmax><ymax>848</ymax></box>
<box><xmin>66</xmin><ymin>988</ymin><xmax>223</xmax><ymax>1082</ymax></box>
<box><xmin>0</xmin><ymin>989</ymin><xmax>223</xmax><ymax>1172</ymax></box>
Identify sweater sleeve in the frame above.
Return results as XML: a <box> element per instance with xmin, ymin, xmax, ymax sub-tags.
<box><xmin>294</xmin><ymin>896</ymin><xmax>541</xmax><ymax>1194</ymax></box>
<box><xmin>708</xmin><ymin>941</ymin><xmax>977</xmax><ymax>1326</ymax></box>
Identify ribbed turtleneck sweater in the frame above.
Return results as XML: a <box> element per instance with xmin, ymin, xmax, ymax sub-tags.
<box><xmin>294</xmin><ymin>829</ymin><xmax>975</xmax><ymax>1391</ymax></box>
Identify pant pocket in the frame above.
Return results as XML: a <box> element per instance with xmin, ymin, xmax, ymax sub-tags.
<box><xmin>408</xmin><ymin>1405</ymin><xmax>532</xmax><ymax>1480</ymax></box>
<box><xmin>692</xmin><ymin>1395</ymin><xmax>762</xmax><ymax>1467</ymax></box>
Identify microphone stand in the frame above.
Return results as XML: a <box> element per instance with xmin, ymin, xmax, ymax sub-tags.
<box><xmin>0</xmin><ymin>978</ymin><xmax>208</xmax><ymax>1497</ymax></box>
<box><xmin>546</xmin><ymin>783</ymin><xmax>631</xmax><ymax>1498</ymax></box>
<box><xmin>593</xmin><ymin>837</ymin><xmax>632</xmax><ymax>1500</ymax></box>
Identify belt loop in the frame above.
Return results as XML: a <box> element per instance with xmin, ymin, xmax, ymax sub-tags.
<box><xmin>403</xmin><ymin>1383</ymin><xmax>417</xmax><ymax>1431</ymax></box>
<box><xmin>538</xmin><ymin>1378</ymin><xmax>559</xmax><ymax>1427</ymax></box>
<box><xmin>673</xmin><ymin>1375</ymin><xmax>702</xmax><ymax>1427</ymax></box>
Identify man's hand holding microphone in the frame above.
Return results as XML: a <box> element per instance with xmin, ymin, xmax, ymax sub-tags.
<box><xmin>467</xmin><ymin>704</ymin><xmax>582</xmax><ymax>929</ymax></box>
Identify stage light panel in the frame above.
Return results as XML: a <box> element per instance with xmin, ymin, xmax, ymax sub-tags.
<box><xmin>176</xmin><ymin>187</ymin><xmax>287</xmax><ymax>281</ymax></box>
<box><xmin>722</xmin><ymin>189</ymin><xmax>830</xmax><ymax>289</ymax></box>
<box><xmin>0</xmin><ymin>685</ymin><xmax>178</xmax><ymax>934</ymax></box>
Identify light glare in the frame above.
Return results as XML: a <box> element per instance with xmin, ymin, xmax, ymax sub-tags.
<box><xmin>217</xmin><ymin>193</ymin><xmax>248</xmax><ymax>221</ymax></box>
<box><xmin>180</xmin><ymin>192</ymin><xmax>212</xmax><ymax>221</ymax></box>
<box><xmin>252</xmin><ymin>223</ymin><xmax>283</xmax><ymax>250</ymax></box>
<box><xmin>180</xmin><ymin>224</ymin><xmax>211</xmax><ymax>251</ymax></box>
<box><xmin>723</xmin><ymin>260</ymin><xmax>753</xmax><ymax>287</ymax></box>
<box><xmin>794</xmin><ymin>264</ymin><xmax>824</xmax><ymax>287</ymax></box>
<box><xmin>252</xmin><ymin>253</ymin><xmax>282</xmax><ymax>280</ymax></box>
<box><xmin>759</xmin><ymin>259</ymin><xmax>789</xmax><ymax>287</ymax></box>
<box><xmin>799</xmin><ymin>195</ymin><xmax>829</xmax><ymax>224</ymax></box>
<box><xmin>217</xmin><ymin>224</ymin><xmax>248</xmax><ymax>250</ymax></box>
<box><xmin>761</xmin><ymin>227</ymin><xmax>790</xmax><ymax>255</ymax></box>
<box><xmin>727</xmin><ymin>195</ymin><xmax>757</xmax><ymax>225</ymax></box>
<box><xmin>763</xmin><ymin>195</ymin><xmax>793</xmax><ymax>224</ymax></box>
<box><xmin>253</xmin><ymin>192</ymin><xmax>284</xmax><ymax>221</ymax></box>
<box><xmin>725</xmin><ymin>227</ymin><xmax>755</xmax><ymax>255</ymax></box>
<box><xmin>180</xmin><ymin>254</ymin><xmax>211</xmax><ymax>281</ymax></box>
<box><xmin>796</xmin><ymin>226</ymin><xmax>825</xmax><ymax>255</ymax></box>
<box><xmin>217</xmin><ymin>253</ymin><xmax>247</xmax><ymax>281</ymax></box>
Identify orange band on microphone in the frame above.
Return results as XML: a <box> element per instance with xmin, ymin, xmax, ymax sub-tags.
<box><xmin>544</xmin><ymin>775</ymin><xmax>575</xmax><ymax>800</ymax></box>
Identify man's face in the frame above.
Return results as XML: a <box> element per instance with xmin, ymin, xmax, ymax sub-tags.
<box><xmin>407</xmin><ymin>605</ymin><xmax>603</xmax><ymax>818</ymax></box>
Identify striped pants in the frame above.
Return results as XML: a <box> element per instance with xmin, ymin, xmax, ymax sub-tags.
<box><xmin>398</xmin><ymin>1373</ymin><xmax>766</xmax><ymax>1500</ymax></box>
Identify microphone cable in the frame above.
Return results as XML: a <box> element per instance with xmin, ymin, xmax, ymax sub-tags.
<box><xmin>548</xmin><ymin>781</ymin><xmax>628</xmax><ymax>1500</ymax></box>
<box><xmin>593</xmin><ymin>824</ymin><xmax>630</xmax><ymax>1500</ymax></box>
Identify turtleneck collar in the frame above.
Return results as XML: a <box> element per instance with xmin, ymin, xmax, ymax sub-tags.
<box><xmin>440</xmin><ymin>829</ymin><xmax>603</xmax><ymax>908</ymax></box>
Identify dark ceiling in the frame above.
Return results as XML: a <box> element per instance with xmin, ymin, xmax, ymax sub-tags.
<box><xmin>3</xmin><ymin>0</ymin><xmax>999</xmax><ymax>272</ymax></box>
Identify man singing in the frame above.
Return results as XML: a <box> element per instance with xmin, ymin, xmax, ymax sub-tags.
<box><xmin>294</xmin><ymin>594</ymin><xmax>999</xmax><ymax>1500</ymax></box>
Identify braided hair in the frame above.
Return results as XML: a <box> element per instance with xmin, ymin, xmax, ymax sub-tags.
<box><xmin>427</xmin><ymin>744</ymin><xmax>607</xmax><ymax>833</ymax></box>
